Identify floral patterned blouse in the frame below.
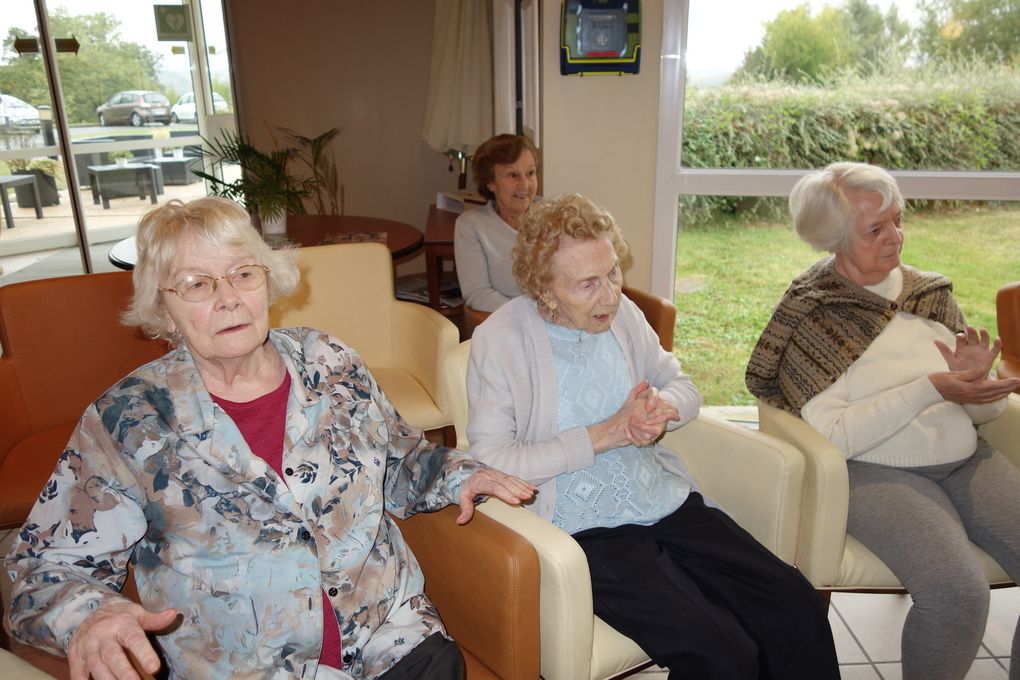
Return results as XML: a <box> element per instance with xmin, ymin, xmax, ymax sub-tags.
<box><xmin>4</xmin><ymin>327</ymin><xmax>483</xmax><ymax>679</ymax></box>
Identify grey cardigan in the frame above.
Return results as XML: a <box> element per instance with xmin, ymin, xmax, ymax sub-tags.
<box><xmin>466</xmin><ymin>294</ymin><xmax>703</xmax><ymax>521</ymax></box>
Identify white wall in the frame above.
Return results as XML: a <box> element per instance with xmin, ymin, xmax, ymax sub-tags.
<box><xmin>538</xmin><ymin>0</ymin><xmax>663</xmax><ymax>290</ymax></box>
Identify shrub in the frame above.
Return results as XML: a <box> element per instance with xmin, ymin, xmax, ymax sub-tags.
<box><xmin>681</xmin><ymin>60</ymin><xmax>1020</xmax><ymax>227</ymax></box>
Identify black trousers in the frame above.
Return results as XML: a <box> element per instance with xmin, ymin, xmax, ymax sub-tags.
<box><xmin>380</xmin><ymin>632</ymin><xmax>465</xmax><ymax>679</ymax></box>
<box><xmin>573</xmin><ymin>493</ymin><xmax>839</xmax><ymax>680</ymax></box>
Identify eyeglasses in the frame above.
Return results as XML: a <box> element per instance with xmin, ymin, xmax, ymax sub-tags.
<box><xmin>159</xmin><ymin>264</ymin><xmax>270</xmax><ymax>302</ymax></box>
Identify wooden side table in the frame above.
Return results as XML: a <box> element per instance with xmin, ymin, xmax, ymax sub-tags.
<box><xmin>424</xmin><ymin>204</ymin><xmax>461</xmax><ymax>313</ymax></box>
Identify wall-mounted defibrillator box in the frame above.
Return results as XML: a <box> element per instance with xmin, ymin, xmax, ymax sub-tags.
<box><xmin>560</xmin><ymin>0</ymin><xmax>641</xmax><ymax>76</ymax></box>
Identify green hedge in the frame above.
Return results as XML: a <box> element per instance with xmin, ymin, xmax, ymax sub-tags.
<box><xmin>680</xmin><ymin>66</ymin><xmax>1020</xmax><ymax>226</ymax></box>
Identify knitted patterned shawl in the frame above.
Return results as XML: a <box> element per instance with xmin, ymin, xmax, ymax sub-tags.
<box><xmin>745</xmin><ymin>257</ymin><xmax>966</xmax><ymax>416</ymax></box>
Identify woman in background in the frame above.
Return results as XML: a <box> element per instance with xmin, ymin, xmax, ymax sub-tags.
<box><xmin>454</xmin><ymin>134</ymin><xmax>537</xmax><ymax>312</ymax></box>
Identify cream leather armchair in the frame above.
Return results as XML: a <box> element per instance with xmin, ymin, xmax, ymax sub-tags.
<box><xmin>270</xmin><ymin>242</ymin><xmax>459</xmax><ymax>444</ymax></box>
<box><xmin>445</xmin><ymin>340</ymin><xmax>807</xmax><ymax>679</ymax></box>
<box><xmin>757</xmin><ymin>395</ymin><xmax>1020</xmax><ymax>591</ymax></box>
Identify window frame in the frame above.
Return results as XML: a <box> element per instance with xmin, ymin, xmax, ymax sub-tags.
<box><xmin>651</xmin><ymin>0</ymin><xmax>1020</xmax><ymax>299</ymax></box>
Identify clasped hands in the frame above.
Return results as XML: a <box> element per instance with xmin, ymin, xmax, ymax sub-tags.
<box><xmin>589</xmin><ymin>379</ymin><xmax>680</xmax><ymax>452</ymax></box>
<box><xmin>931</xmin><ymin>326</ymin><xmax>1020</xmax><ymax>404</ymax></box>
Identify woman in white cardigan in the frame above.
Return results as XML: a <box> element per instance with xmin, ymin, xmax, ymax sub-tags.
<box><xmin>467</xmin><ymin>193</ymin><xmax>838</xmax><ymax>680</ymax></box>
<box><xmin>453</xmin><ymin>134</ymin><xmax>536</xmax><ymax>312</ymax></box>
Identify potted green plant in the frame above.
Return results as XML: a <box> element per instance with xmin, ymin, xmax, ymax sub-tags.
<box><xmin>194</xmin><ymin>126</ymin><xmax>343</xmax><ymax>236</ymax></box>
<box><xmin>109</xmin><ymin>150</ymin><xmax>134</xmax><ymax>167</ymax></box>
<box><xmin>11</xmin><ymin>157</ymin><xmax>62</xmax><ymax>208</ymax></box>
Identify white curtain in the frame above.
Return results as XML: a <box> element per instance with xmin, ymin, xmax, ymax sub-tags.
<box><xmin>421</xmin><ymin>0</ymin><xmax>494</xmax><ymax>154</ymax></box>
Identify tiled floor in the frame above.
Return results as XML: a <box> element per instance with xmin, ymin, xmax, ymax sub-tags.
<box><xmin>630</xmin><ymin>588</ymin><xmax>1016</xmax><ymax>678</ymax></box>
<box><xmin>830</xmin><ymin>589</ymin><xmax>1015</xmax><ymax>679</ymax></box>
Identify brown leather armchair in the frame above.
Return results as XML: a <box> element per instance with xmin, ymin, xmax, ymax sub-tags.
<box><xmin>0</xmin><ymin>271</ymin><xmax>168</xmax><ymax>676</ymax></box>
<box><xmin>997</xmin><ymin>281</ymin><xmax>1020</xmax><ymax>387</ymax></box>
<box><xmin>0</xmin><ymin>272</ymin><xmax>168</xmax><ymax>531</ymax></box>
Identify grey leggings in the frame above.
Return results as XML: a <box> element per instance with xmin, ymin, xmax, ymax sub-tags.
<box><xmin>847</xmin><ymin>440</ymin><xmax>1020</xmax><ymax>680</ymax></box>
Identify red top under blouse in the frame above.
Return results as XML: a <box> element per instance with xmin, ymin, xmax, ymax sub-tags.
<box><xmin>211</xmin><ymin>372</ymin><xmax>343</xmax><ymax>670</ymax></box>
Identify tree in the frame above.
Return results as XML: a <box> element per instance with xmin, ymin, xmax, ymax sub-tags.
<box><xmin>734</xmin><ymin>0</ymin><xmax>912</xmax><ymax>83</ymax></box>
<box><xmin>762</xmin><ymin>5</ymin><xmax>842</xmax><ymax>83</ymax></box>
<box><xmin>0</xmin><ymin>9</ymin><xmax>163</xmax><ymax>124</ymax></box>
<box><xmin>916</xmin><ymin>0</ymin><xmax>1020</xmax><ymax>64</ymax></box>
<box><xmin>840</xmin><ymin>0</ymin><xmax>912</xmax><ymax>74</ymax></box>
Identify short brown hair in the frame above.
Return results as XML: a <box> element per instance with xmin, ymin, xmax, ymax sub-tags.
<box><xmin>512</xmin><ymin>193</ymin><xmax>629</xmax><ymax>303</ymax></box>
<box><xmin>472</xmin><ymin>134</ymin><xmax>538</xmax><ymax>201</ymax></box>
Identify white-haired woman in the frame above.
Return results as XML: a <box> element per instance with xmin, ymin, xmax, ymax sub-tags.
<box><xmin>469</xmin><ymin>193</ymin><xmax>839</xmax><ymax>679</ymax></box>
<box><xmin>4</xmin><ymin>197</ymin><xmax>533</xmax><ymax>680</ymax></box>
<box><xmin>747</xmin><ymin>162</ymin><xmax>1020</xmax><ymax>680</ymax></box>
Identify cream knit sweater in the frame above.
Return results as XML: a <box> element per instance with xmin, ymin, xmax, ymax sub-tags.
<box><xmin>801</xmin><ymin>269</ymin><xmax>1006</xmax><ymax>467</ymax></box>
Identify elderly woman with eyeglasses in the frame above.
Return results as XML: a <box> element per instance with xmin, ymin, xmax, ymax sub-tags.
<box><xmin>3</xmin><ymin>197</ymin><xmax>534</xmax><ymax>680</ymax></box>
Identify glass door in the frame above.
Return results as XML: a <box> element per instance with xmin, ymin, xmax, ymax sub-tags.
<box><xmin>0</xmin><ymin>0</ymin><xmax>237</xmax><ymax>284</ymax></box>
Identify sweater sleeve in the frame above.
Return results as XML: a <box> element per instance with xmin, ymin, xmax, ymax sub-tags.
<box><xmin>454</xmin><ymin>212</ymin><xmax>514</xmax><ymax>313</ymax></box>
<box><xmin>466</xmin><ymin>318</ymin><xmax>596</xmax><ymax>485</ymax></box>
<box><xmin>962</xmin><ymin>396</ymin><xmax>1008</xmax><ymax>425</ymax></box>
<box><xmin>801</xmin><ymin>373</ymin><xmax>944</xmax><ymax>459</ymax></box>
<box><xmin>625</xmin><ymin>299</ymin><xmax>702</xmax><ymax>430</ymax></box>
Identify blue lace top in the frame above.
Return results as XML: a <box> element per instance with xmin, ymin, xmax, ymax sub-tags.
<box><xmin>546</xmin><ymin>322</ymin><xmax>690</xmax><ymax>534</ymax></box>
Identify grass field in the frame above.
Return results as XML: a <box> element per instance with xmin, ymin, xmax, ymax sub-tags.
<box><xmin>673</xmin><ymin>203</ymin><xmax>1020</xmax><ymax>405</ymax></box>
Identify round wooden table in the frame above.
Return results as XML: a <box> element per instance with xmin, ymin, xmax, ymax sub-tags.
<box><xmin>285</xmin><ymin>214</ymin><xmax>423</xmax><ymax>259</ymax></box>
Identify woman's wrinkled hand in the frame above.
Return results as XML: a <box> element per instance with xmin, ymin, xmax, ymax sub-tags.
<box><xmin>934</xmin><ymin>326</ymin><xmax>1000</xmax><ymax>375</ymax></box>
<box><xmin>929</xmin><ymin>366</ymin><xmax>1020</xmax><ymax>404</ymax></box>
<box><xmin>588</xmin><ymin>380</ymin><xmax>679</xmax><ymax>452</ymax></box>
<box><xmin>68</xmin><ymin>600</ymin><xmax>178</xmax><ymax>680</ymax></box>
<box><xmin>456</xmin><ymin>468</ymin><xmax>537</xmax><ymax>524</ymax></box>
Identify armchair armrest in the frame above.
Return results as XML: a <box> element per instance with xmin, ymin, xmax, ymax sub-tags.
<box><xmin>478</xmin><ymin>499</ymin><xmax>595</xmax><ymax>680</ymax></box>
<box><xmin>978</xmin><ymin>393</ymin><xmax>1020</xmax><ymax>469</ymax></box>
<box><xmin>0</xmin><ymin>648</ymin><xmax>58</xmax><ymax>680</ymax></box>
<box><xmin>392</xmin><ymin>504</ymin><xmax>540</xmax><ymax>680</ymax></box>
<box><xmin>669</xmin><ymin>414</ymin><xmax>804</xmax><ymax>563</ymax></box>
<box><xmin>757</xmin><ymin>401</ymin><xmax>849</xmax><ymax>586</ymax></box>
<box><xmin>389</xmin><ymin>301</ymin><xmax>459</xmax><ymax>409</ymax></box>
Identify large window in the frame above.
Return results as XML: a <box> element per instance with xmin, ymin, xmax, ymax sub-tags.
<box><xmin>0</xmin><ymin>0</ymin><xmax>236</xmax><ymax>282</ymax></box>
<box><xmin>653</xmin><ymin>0</ymin><xmax>1020</xmax><ymax>292</ymax></box>
<box><xmin>653</xmin><ymin>0</ymin><xmax>1020</xmax><ymax>404</ymax></box>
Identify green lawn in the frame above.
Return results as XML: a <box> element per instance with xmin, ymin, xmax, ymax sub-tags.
<box><xmin>673</xmin><ymin>204</ymin><xmax>1020</xmax><ymax>406</ymax></box>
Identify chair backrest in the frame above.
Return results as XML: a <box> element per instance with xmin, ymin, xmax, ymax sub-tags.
<box><xmin>0</xmin><ymin>272</ymin><xmax>168</xmax><ymax>464</ymax></box>
<box><xmin>997</xmin><ymin>282</ymin><xmax>1020</xmax><ymax>383</ymax></box>
<box><xmin>621</xmin><ymin>285</ymin><xmax>675</xmax><ymax>353</ymax></box>
<box><xmin>270</xmin><ymin>242</ymin><xmax>397</xmax><ymax>366</ymax></box>
<box><xmin>446</xmin><ymin>340</ymin><xmax>473</xmax><ymax>449</ymax></box>
<box><xmin>462</xmin><ymin>305</ymin><xmax>490</xmax><ymax>338</ymax></box>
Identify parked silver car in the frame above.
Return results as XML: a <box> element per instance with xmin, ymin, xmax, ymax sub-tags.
<box><xmin>96</xmin><ymin>90</ymin><xmax>171</xmax><ymax>126</ymax></box>
<box><xmin>0</xmin><ymin>94</ymin><xmax>41</xmax><ymax>130</ymax></box>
